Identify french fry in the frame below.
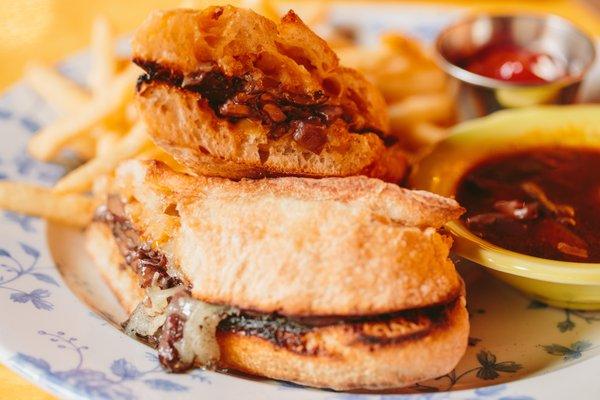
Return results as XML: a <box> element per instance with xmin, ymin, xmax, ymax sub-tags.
<box><xmin>410</xmin><ymin>122</ymin><xmax>449</xmax><ymax>147</ymax></box>
<box><xmin>334</xmin><ymin>30</ymin><xmax>456</xmax><ymax>156</ymax></box>
<box><xmin>125</xmin><ymin>102</ymin><xmax>138</xmax><ymax>123</ymax></box>
<box><xmin>0</xmin><ymin>181</ymin><xmax>95</xmax><ymax>227</ymax></box>
<box><xmin>335</xmin><ymin>46</ymin><xmax>390</xmax><ymax>70</ymax></box>
<box><xmin>65</xmin><ymin>135</ymin><xmax>98</xmax><ymax>160</ymax></box>
<box><xmin>292</xmin><ymin>2</ymin><xmax>328</xmax><ymax>27</ymax></box>
<box><xmin>388</xmin><ymin>93</ymin><xmax>454</xmax><ymax>130</ymax></box>
<box><xmin>180</xmin><ymin>0</ymin><xmax>280</xmax><ymax>20</ymax></box>
<box><xmin>95</xmin><ymin>128</ymin><xmax>122</xmax><ymax>157</ymax></box>
<box><xmin>375</xmin><ymin>69</ymin><xmax>448</xmax><ymax>102</ymax></box>
<box><xmin>179</xmin><ymin>0</ymin><xmax>241</xmax><ymax>8</ymax></box>
<box><xmin>27</xmin><ymin>65</ymin><xmax>139</xmax><ymax>162</ymax></box>
<box><xmin>381</xmin><ymin>33</ymin><xmax>432</xmax><ymax>64</ymax></box>
<box><xmin>387</xmin><ymin>122</ymin><xmax>448</xmax><ymax>157</ymax></box>
<box><xmin>325</xmin><ymin>26</ymin><xmax>358</xmax><ymax>49</ymax></box>
<box><xmin>89</xmin><ymin>16</ymin><xmax>116</xmax><ymax>95</ymax></box>
<box><xmin>53</xmin><ymin>123</ymin><xmax>151</xmax><ymax>194</ymax></box>
<box><xmin>24</xmin><ymin>63</ymin><xmax>91</xmax><ymax>114</ymax></box>
<box><xmin>243</xmin><ymin>0</ymin><xmax>280</xmax><ymax>21</ymax></box>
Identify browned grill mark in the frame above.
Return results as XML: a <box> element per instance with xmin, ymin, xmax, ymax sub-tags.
<box><xmin>217</xmin><ymin>300</ymin><xmax>456</xmax><ymax>355</ymax></box>
<box><xmin>218</xmin><ymin>313</ymin><xmax>319</xmax><ymax>355</ymax></box>
<box><xmin>354</xmin><ymin>302</ymin><xmax>453</xmax><ymax>346</ymax></box>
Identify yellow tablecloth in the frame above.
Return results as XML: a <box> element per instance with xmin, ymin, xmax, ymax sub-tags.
<box><xmin>0</xmin><ymin>1</ymin><xmax>598</xmax><ymax>398</ymax></box>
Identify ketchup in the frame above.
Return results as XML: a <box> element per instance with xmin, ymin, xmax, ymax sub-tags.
<box><xmin>462</xmin><ymin>44</ymin><xmax>566</xmax><ymax>84</ymax></box>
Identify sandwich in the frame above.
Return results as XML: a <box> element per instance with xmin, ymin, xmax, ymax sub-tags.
<box><xmin>131</xmin><ymin>6</ymin><xmax>407</xmax><ymax>182</ymax></box>
<box><xmin>86</xmin><ymin>159</ymin><xmax>468</xmax><ymax>390</ymax></box>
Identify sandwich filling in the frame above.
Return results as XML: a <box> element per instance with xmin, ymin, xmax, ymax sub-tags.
<box><xmin>122</xmin><ymin>283</ymin><xmax>459</xmax><ymax>373</ymax></box>
<box><xmin>134</xmin><ymin>59</ymin><xmax>392</xmax><ymax>155</ymax></box>
<box><xmin>95</xmin><ymin>198</ymin><xmax>460</xmax><ymax>373</ymax></box>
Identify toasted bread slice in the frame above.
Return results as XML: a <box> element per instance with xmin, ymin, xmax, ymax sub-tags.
<box><xmin>132</xmin><ymin>6</ymin><xmax>407</xmax><ymax>181</ymax></box>
<box><xmin>86</xmin><ymin>220</ymin><xmax>469</xmax><ymax>390</ymax></box>
<box><xmin>86</xmin><ymin>223</ymin><xmax>145</xmax><ymax>309</ymax></box>
<box><xmin>100</xmin><ymin>159</ymin><xmax>463</xmax><ymax>316</ymax></box>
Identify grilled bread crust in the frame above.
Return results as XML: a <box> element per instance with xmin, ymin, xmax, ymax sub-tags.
<box><xmin>132</xmin><ymin>7</ymin><xmax>407</xmax><ymax>181</ymax></box>
<box><xmin>86</xmin><ymin>223</ymin><xmax>145</xmax><ymax>310</ymax></box>
<box><xmin>86</xmin><ymin>221</ymin><xmax>469</xmax><ymax>390</ymax></box>
<box><xmin>106</xmin><ymin>160</ymin><xmax>464</xmax><ymax>316</ymax></box>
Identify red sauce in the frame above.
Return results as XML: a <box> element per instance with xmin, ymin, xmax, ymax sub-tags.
<box><xmin>462</xmin><ymin>44</ymin><xmax>566</xmax><ymax>84</ymax></box>
<box><xmin>455</xmin><ymin>147</ymin><xmax>600</xmax><ymax>263</ymax></box>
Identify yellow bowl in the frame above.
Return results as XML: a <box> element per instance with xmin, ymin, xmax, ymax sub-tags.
<box><xmin>411</xmin><ymin>105</ymin><xmax>600</xmax><ymax>310</ymax></box>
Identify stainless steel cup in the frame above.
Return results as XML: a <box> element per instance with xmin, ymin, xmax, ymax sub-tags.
<box><xmin>435</xmin><ymin>14</ymin><xmax>596</xmax><ymax>120</ymax></box>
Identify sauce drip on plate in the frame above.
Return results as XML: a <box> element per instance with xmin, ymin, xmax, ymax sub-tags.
<box><xmin>456</xmin><ymin>147</ymin><xmax>600</xmax><ymax>262</ymax></box>
<box><xmin>462</xmin><ymin>44</ymin><xmax>567</xmax><ymax>84</ymax></box>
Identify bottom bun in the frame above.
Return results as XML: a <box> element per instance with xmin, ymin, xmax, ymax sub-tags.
<box><xmin>86</xmin><ymin>222</ymin><xmax>469</xmax><ymax>390</ymax></box>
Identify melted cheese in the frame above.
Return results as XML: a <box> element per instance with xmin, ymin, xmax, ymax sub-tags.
<box><xmin>125</xmin><ymin>286</ymin><xmax>185</xmax><ymax>337</ymax></box>
<box><xmin>124</xmin><ymin>285</ymin><xmax>230</xmax><ymax>369</ymax></box>
<box><xmin>170</xmin><ymin>296</ymin><xmax>226</xmax><ymax>367</ymax></box>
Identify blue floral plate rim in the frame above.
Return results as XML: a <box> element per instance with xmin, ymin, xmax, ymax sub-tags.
<box><xmin>1</xmin><ymin>3</ymin><xmax>600</xmax><ymax>400</ymax></box>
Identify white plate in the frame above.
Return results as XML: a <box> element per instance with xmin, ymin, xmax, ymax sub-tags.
<box><xmin>1</xmin><ymin>3</ymin><xmax>600</xmax><ymax>400</ymax></box>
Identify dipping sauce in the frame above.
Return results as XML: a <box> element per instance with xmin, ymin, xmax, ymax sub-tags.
<box><xmin>461</xmin><ymin>44</ymin><xmax>567</xmax><ymax>84</ymax></box>
<box><xmin>456</xmin><ymin>147</ymin><xmax>600</xmax><ymax>262</ymax></box>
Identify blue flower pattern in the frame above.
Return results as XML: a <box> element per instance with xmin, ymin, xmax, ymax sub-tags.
<box><xmin>11</xmin><ymin>331</ymin><xmax>204</xmax><ymax>400</ymax></box>
<box><xmin>4</xmin><ymin>211</ymin><xmax>37</xmax><ymax>232</ymax></box>
<box><xmin>0</xmin><ymin>108</ymin><xmax>11</xmax><ymax>119</ymax></box>
<box><xmin>19</xmin><ymin>116</ymin><xmax>41</xmax><ymax>134</ymax></box>
<box><xmin>10</xmin><ymin>288</ymin><xmax>53</xmax><ymax>310</ymax></box>
<box><xmin>0</xmin><ymin>242</ymin><xmax>58</xmax><ymax>310</ymax></box>
<box><xmin>408</xmin><ymin>351</ymin><xmax>522</xmax><ymax>394</ymax></box>
<box><xmin>540</xmin><ymin>341</ymin><xmax>596</xmax><ymax>361</ymax></box>
<box><xmin>12</xmin><ymin>151</ymin><xmax>64</xmax><ymax>184</ymax></box>
<box><xmin>528</xmin><ymin>300</ymin><xmax>600</xmax><ymax>334</ymax></box>
<box><xmin>0</xmin><ymin>7</ymin><xmax>595</xmax><ymax>400</ymax></box>
<box><xmin>332</xmin><ymin>384</ymin><xmax>533</xmax><ymax>400</ymax></box>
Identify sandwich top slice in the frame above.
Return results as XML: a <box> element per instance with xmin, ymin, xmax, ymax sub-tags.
<box><xmin>131</xmin><ymin>6</ymin><xmax>407</xmax><ymax>182</ymax></box>
<box><xmin>86</xmin><ymin>160</ymin><xmax>468</xmax><ymax>390</ymax></box>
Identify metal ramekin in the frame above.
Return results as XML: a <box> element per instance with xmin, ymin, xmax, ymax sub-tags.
<box><xmin>435</xmin><ymin>14</ymin><xmax>597</xmax><ymax>120</ymax></box>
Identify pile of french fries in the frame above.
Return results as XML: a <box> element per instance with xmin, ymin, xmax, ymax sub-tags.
<box><xmin>0</xmin><ymin>0</ymin><xmax>454</xmax><ymax>228</ymax></box>
<box><xmin>0</xmin><ymin>16</ymin><xmax>163</xmax><ymax>227</ymax></box>
<box><xmin>335</xmin><ymin>33</ymin><xmax>455</xmax><ymax>156</ymax></box>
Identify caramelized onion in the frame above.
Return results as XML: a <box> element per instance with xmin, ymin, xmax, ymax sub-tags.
<box><xmin>125</xmin><ymin>286</ymin><xmax>230</xmax><ymax>373</ymax></box>
<box><xmin>219</xmin><ymin>101</ymin><xmax>252</xmax><ymax>118</ymax></box>
<box><xmin>493</xmin><ymin>200</ymin><xmax>539</xmax><ymax>220</ymax></box>
<box><xmin>292</xmin><ymin>121</ymin><xmax>327</xmax><ymax>154</ymax></box>
<box><xmin>262</xmin><ymin>103</ymin><xmax>286</xmax><ymax>122</ymax></box>
<box><xmin>133</xmin><ymin>59</ymin><xmax>389</xmax><ymax>153</ymax></box>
